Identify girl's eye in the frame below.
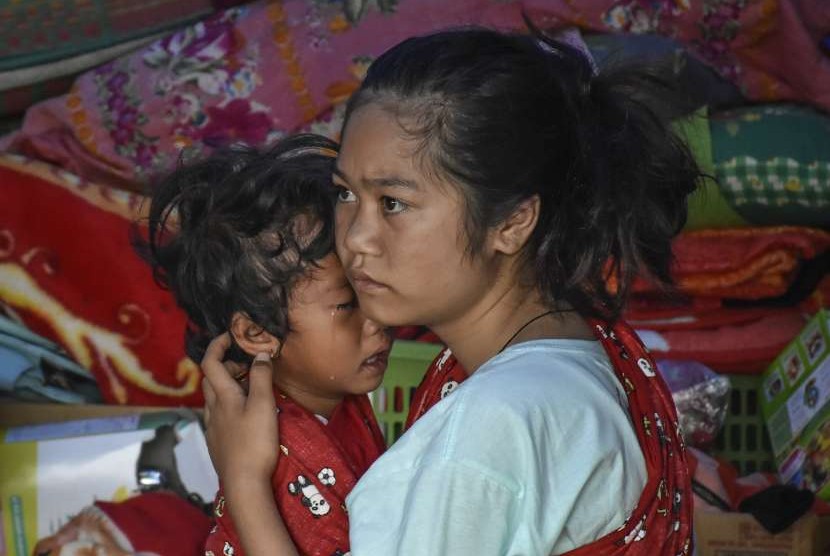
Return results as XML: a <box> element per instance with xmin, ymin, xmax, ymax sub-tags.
<box><xmin>335</xmin><ymin>297</ymin><xmax>358</xmax><ymax>311</ymax></box>
<box><xmin>382</xmin><ymin>196</ymin><xmax>407</xmax><ymax>214</ymax></box>
<box><xmin>336</xmin><ymin>186</ymin><xmax>356</xmax><ymax>203</ymax></box>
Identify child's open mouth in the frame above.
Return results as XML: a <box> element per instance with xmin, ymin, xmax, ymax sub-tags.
<box><xmin>360</xmin><ymin>349</ymin><xmax>390</xmax><ymax>375</ymax></box>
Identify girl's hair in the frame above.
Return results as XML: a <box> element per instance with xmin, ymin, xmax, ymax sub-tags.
<box><xmin>141</xmin><ymin>134</ymin><xmax>338</xmax><ymax>363</ymax></box>
<box><xmin>344</xmin><ymin>26</ymin><xmax>702</xmax><ymax>321</ymax></box>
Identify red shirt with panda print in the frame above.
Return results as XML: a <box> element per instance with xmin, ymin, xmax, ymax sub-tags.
<box><xmin>204</xmin><ymin>391</ymin><xmax>385</xmax><ymax>556</ymax></box>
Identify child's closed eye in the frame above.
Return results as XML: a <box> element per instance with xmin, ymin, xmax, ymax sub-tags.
<box><xmin>335</xmin><ymin>297</ymin><xmax>358</xmax><ymax>311</ymax></box>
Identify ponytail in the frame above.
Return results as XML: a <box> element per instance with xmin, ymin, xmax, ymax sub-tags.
<box><xmin>536</xmin><ymin>44</ymin><xmax>702</xmax><ymax>320</ymax></box>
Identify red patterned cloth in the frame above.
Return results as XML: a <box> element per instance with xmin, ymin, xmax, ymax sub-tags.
<box><xmin>0</xmin><ymin>153</ymin><xmax>201</xmax><ymax>406</ymax></box>
<box><xmin>405</xmin><ymin>346</ymin><xmax>466</xmax><ymax>431</ymax></box>
<box><xmin>407</xmin><ymin>319</ymin><xmax>694</xmax><ymax>555</ymax></box>
<box><xmin>32</xmin><ymin>491</ymin><xmax>212</xmax><ymax>556</ymax></box>
<box><xmin>206</xmin><ymin>391</ymin><xmax>385</xmax><ymax>556</ymax></box>
<box><xmin>633</xmin><ymin>309</ymin><xmax>809</xmax><ymax>374</ymax></box>
<box><xmin>626</xmin><ymin>273</ymin><xmax>830</xmax><ymax>374</ymax></box>
<box><xmin>618</xmin><ymin>227</ymin><xmax>830</xmax><ymax>301</ymax></box>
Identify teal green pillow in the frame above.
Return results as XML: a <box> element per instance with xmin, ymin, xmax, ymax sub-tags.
<box><xmin>710</xmin><ymin>104</ymin><xmax>830</xmax><ymax>228</ymax></box>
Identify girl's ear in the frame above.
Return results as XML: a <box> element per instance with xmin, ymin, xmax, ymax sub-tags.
<box><xmin>489</xmin><ymin>195</ymin><xmax>540</xmax><ymax>256</ymax></box>
<box><xmin>230</xmin><ymin>312</ymin><xmax>282</xmax><ymax>358</ymax></box>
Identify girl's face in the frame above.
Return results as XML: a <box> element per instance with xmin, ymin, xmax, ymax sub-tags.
<box><xmin>334</xmin><ymin>104</ymin><xmax>498</xmax><ymax>329</ymax></box>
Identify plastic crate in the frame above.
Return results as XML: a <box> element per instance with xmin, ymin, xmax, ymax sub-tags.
<box><xmin>372</xmin><ymin>340</ymin><xmax>443</xmax><ymax>446</ymax></box>
<box><xmin>374</xmin><ymin>347</ymin><xmax>778</xmax><ymax>474</ymax></box>
<box><xmin>711</xmin><ymin>374</ymin><xmax>776</xmax><ymax>475</ymax></box>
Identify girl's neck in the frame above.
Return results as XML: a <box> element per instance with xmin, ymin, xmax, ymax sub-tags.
<box><xmin>431</xmin><ymin>285</ymin><xmax>593</xmax><ymax>375</ymax></box>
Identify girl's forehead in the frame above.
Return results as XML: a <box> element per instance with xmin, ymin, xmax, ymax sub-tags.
<box><xmin>340</xmin><ymin>105</ymin><xmax>420</xmax><ymax>164</ymax></box>
<box><xmin>339</xmin><ymin>120</ymin><xmax>437</xmax><ymax>192</ymax></box>
<box><xmin>337</xmin><ymin>102</ymin><xmax>464</xmax><ymax>201</ymax></box>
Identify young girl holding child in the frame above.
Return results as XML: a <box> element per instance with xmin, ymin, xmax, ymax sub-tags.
<box><xmin>145</xmin><ymin>134</ymin><xmax>391</xmax><ymax>556</ymax></box>
<box><xmin>202</xmin><ymin>25</ymin><xmax>702</xmax><ymax>556</ymax></box>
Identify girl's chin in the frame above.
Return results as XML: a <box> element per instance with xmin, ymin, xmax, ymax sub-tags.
<box><xmin>356</xmin><ymin>296</ymin><xmax>431</xmax><ymax>329</ymax></box>
<box><xmin>357</xmin><ymin>305</ymin><xmax>405</xmax><ymax>327</ymax></box>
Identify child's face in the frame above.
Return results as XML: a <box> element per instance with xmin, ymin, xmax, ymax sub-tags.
<box><xmin>276</xmin><ymin>252</ymin><xmax>392</xmax><ymax>400</ymax></box>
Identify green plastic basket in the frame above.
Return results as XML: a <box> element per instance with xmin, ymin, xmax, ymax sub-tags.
<box><xmin>372</xmin><ymin>340</ymin><xmax>443</xmax><ymax>446</ymax></box>
<box><xmin>711</xmin><ymin>374</ymin><xmax>776</xmax><ymax>475</ymax></box>
<box><xmin>375</xmin><ymin>347</ymin><xmax>777</xmax><ymax>475</ymax></box>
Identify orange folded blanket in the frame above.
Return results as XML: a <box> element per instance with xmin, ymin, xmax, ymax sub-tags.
<box><xmin>627</xmin><ymin>227</ymin><xmax>830</xmax><ymax>300</ymax></box>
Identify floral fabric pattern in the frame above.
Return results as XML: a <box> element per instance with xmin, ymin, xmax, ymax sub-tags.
<box><xmin>3</xmin><ymin>0</ymin><xmax>827</xmax><ymax>191</ymax></box>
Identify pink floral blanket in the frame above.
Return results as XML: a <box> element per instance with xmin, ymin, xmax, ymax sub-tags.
<box><xmin>3</xmin><ymin>0</ymin><xmax>828</xmax><ymax>190</ymax></box>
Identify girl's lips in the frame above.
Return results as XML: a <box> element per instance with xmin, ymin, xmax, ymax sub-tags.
<box><xmin>350</xmin><ymin>271</ymin><xmax>388</xmax><ymax>293</ymax></box>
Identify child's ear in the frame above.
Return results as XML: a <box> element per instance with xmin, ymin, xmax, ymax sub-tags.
<box><xmin>489</xmin><ymin>195</ymin><xmax>540</xmax><ymax>256</ymax></box>
<box><xmin>230</xmin><ymin>312</ymin><xmax>282</xmax><ymax>358</ymax></box>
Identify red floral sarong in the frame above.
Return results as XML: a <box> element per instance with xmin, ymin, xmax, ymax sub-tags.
<box><xmin>406</xmin><ymin>319</ymin><xmax>693</xmax><ymax>555</ymax></box>
<box><xmin>205</xmin><ymin>392</ymin><xmax>386</xmax><ymax>556</ymax></box>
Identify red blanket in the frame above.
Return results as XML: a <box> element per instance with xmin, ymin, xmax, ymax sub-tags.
<box><xmin>0</xmin><ymin>153</ymin><xmax>200</xmax><ymax>405</ymax></box>
<box><xmin>623</xmin><ymin>229</ymin><xmax>830</xmax><ymax>373</ymax></box>
<box><xmin>32</xmin><ymin>491</ymin><xmax>212</xmax><ymax>556</ymax></box>
<box><xmin>617</xmin><ymin>227</ymin><xmax>830</xmax><ymax>301</ymax></box>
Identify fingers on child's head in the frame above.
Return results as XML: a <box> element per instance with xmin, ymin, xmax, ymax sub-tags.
<box><xmin>202</xmin><ymin>376</ymin><xmax>216</xmax><ymax>404</ymax></box>
<box><xmin>201</xmin><ymin>333</ymin><xmax>237</xmax><ymax>388</ymax></box>
<box><xmin>248</xmin><ymin>352</ymin><xmax>276</xmax><ymax>404</ymax></box>
<box><xmin>251</xmin><ymin>352</ymin><xmax>274</xmax><ymax>373</ymax></box>
<box><xmin>210</xmin><ymin>331</ymin><xmax>233</xmax><ymax>350</ymax></box>
<box><xmin>202</xmin><ymin>333</ymin><xmax>231</xmax><ymax>362</ymax></box>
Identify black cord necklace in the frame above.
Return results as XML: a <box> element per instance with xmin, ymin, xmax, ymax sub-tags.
<box><xmin>497</xmin><ymin>308</ymin><xmax>575</xmax><ymax>354</ymax></box>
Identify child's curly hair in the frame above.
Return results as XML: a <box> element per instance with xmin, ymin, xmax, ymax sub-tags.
<box><xmin>140</xmin><ymin>134</ymin><xmax>339</xmax><ymax>363</ymax></box>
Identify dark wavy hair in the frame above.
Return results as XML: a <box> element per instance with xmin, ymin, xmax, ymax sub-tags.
<box><xmin>139</xmin><ymin>134</ymin><xmax>338</xmax><ymax>363</ymax></box>
<box><xmin>343</xmin><ymin>26</ymin><xmax>702</xmax><ymax>321</ymax></box>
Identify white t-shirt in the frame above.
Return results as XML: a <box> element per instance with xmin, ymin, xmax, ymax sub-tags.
<box><xmin>347</xmin><ymin>339</ymin><xmax>647</xmax><ymax>555</ymax></box>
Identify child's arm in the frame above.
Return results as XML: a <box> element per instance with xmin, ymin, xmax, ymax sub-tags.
<box><xmin>201</xmin><ymin>334</ymin><xmax>299</xmax><ymax>556</ymax></box>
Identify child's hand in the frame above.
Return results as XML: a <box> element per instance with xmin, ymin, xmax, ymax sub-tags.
<box><xmin>201</xmin><ymin>333</ymin><xmax>279</xmax><ymax>489</ymax></box>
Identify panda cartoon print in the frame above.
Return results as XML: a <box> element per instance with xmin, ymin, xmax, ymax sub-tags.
<box><xmin>287</xmin><ymin>474</ymin><xmax>331</xmax><ymax>517</ymax></box>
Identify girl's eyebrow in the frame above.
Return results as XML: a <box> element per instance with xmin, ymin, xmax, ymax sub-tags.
<box><xmin>333</xmin><ymin>166</ymin><xmax>350</xmax><ymax>183</ymax></box>
<box><xmin>334</xmin><ymin>166</ymin><xmax>420</xmax><ymax>191</ymax></box>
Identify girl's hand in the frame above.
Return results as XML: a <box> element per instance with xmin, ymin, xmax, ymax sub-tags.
<box><xmin>201</xmin><ymin>333</ymin><xmax>279</xmax><ymax>488</ymax></box>
<box><xmin>201</xmin><ymin>334</ymin><xmax>298</xmax><ymax>556</ymax></box>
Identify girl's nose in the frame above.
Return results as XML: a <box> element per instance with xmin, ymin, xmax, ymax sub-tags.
<box><xmin>362</xmin><ymin>315</ymin><xmax>386</xmax><ymax>338</ymax></box>
<box><xmin>336</xmin><ymin>203</ymin><xmax>381</xmax><ymax>258</ymax></box>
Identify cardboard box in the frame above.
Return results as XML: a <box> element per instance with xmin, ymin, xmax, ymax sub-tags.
<box><xmin>0</xmin><ymin>403</ymin><xmax>216</xmax><ymax>556</ymax></box>
<box><xmin>695</xmin><ymin>510</ymin><xmax>830</xmax><ymax>556</ymax></box>
<box><xmin>761</xmin><ymin>309</ymin><xmax>830</xmax><ymax>496</ymax></box>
